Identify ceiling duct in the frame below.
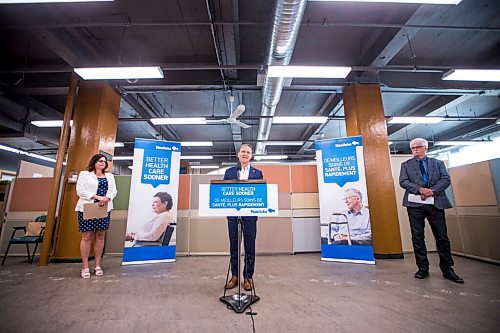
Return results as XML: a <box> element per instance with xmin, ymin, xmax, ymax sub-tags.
<box><xmin>255</xmin><ymin>0</ymin><xmax>308</xmax><ymax>156</ymax></box>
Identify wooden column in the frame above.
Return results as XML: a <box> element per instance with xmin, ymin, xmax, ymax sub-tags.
<box><xmin>39</xmin><ymin>74</ymin><xmax>78</xmax><ymax>266</ymax></box>
<box><xmin>343</xmin><ymin>84</ymin><xmax>403</xmax><ymax>258</ymax></box>
<box><xmin>52</xmin><ymin>82</ymin><xmax>121</xmax><ymax>260</ymax></box>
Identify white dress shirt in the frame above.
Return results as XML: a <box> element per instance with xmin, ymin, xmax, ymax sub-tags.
<box><xmin>239</xmin><ymin>165</ymin><xmax>250</xmax><ymax>180</ymax></box>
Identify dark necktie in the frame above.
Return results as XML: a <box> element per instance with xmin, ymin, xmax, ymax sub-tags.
<box><xmin>419</xmin><ymin>159</ymin><xmax>429</xmax><ymax>187</ymax></box>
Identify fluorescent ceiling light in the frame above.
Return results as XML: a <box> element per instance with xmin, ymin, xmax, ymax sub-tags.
<box><xmin>112</xmin><ymin>156</ymin><xmax>133</xmax><ymax>160</ymax></box>
<box><xmin>74</xmin><ymin>66</ymin><xmax>163</xmax><ymax>80</ymax></box>
<box><xmin>442</xmin><ymin>69</ymin><xmax>500</xmax><ymax>82</ymax></box>
<box><xmin>114</xmin><ymin>142</ymin><xmax>124</xmax><ymax>148</ymax></box>
<box><xmin>31</xmin><ymin>120</ymin><xmax>73</xmax><ymax>127</ymax></box>
<box><xmin>388</xmin><ymin>141</ymin><xmax>394</xmax><ymax>145</ymax></box>
<box><xmin>150</xmin><ymin>117</ymin><xmax>207</xmax><ymax>125</ymax></box>
<box><xmin>254</xmin><ymin>155</ymin><xmax>288</xmax><ymax>160</ymax></box>
<box><xmin>388</xmin><ymin>117</ymin><xmax>445</xmax><ymax>124</ymax></box>
<box><xmin>267</xmin><ymin>66</ymin><xmax>351</xmax><ymax>79</ymax></box>
<box><xmin>190</xmin><ymin>165</ymin><xmax>220</xmax><ymax>169</ymax></box>
<box><xmin>273</xmin><ymin>116</ymin><xmax>328</xmax><ymax>124</ymax></box>
<box><xmin>1</xmin><ymin>0</ymin><xmax>113</xmax><ymax>3</ymax></box>
<box><xmin>180</xmin><ymin>155</ymin><xmax>213</xmax><ymax>160</ymax></box>
<box><xmin>308</xmin><ymin>0</ymin><xmax>462</xmax><ymax>4</ymax></box>
<box><xmin>434</xmin><ymin>141</ymin><xmax>480</xmax><ymax>146</ymax></box>
<box><xmin>0</xmin><ymin>144</ymin><xmax>57</xmax><ymax>163</ymax></box>
<box><xmin>181</xmin><ymin>141</ymin><xmax>213</xmax><ymax>147</ymax></box>
<box><xmin>264</xmin><ymin>141</ymin><xmax>305</xmax><ymax>146</ymax></box>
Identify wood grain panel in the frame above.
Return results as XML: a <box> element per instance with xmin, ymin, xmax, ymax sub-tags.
<box><xmin>178</xmin><ymin>174</ymin><xmax>191</xmax><ymax>209</ymax></box>
<box><xmin>256</xmin><ymin>165</ymin><xmax>290</xmax><ymax>192</ymax></box>
<box><xmin>459</xmin><ymin>215</ymin><xmax>500</xmax><ymax>261</ymax></box>
<box><xmin>176</xmin><ymin>217</ymin><xmax>189</xmax><ymax>254</ymax></box>
<box><xmin>189</xmin><ymin>218</ymin><xmax>229</xmax><ymax>253</ymax></box>
<box><xmin>290</xmin><ymin>165</ymin><xmax>318</xmax><ymax>193</ymax></box>
<box><xmin>449</xmin><ymin>161</ymin><xmax>497</xmax><ymax>206</ymax></box>
<box><xmin>291</xmin><ymin>193</ymin><xmax>319</xmax><ymax>209</ymax></box>
<box><xmin>256</xmin><ymin>217</ymin><xmax>293</xmax><ymax>254</ymax></box>
<box><xmin>9</xmin><ymin>178</ymin><xmax>53</xmax><ymax>212</ymax></box>
<box><xmin>344</xmin><ymin>84</ymin><xmax>402</xmax><ymax>256</ymax></box>
<box><xmin>189</xmin><ymin>174</ymin><xmax>221</xmax><ymax>209</ymax></box>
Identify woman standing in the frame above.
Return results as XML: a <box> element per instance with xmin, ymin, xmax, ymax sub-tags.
<box><xmin>75</xmin><ymin>154</ymin><xmax>117</xmax><ymax>278</ymax></box>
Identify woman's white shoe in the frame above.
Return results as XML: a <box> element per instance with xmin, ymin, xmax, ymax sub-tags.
<box><xmin>94</xmin><ymin>266</ymin><xmax>104</xmax><ymax>276</ymax></box>
<box><xmin>81</xmin><ymin>268</ymin><xmax>91</xmax><ymax>279</ymax></box>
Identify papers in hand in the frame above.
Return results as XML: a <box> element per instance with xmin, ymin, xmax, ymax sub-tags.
<box><xmin>408</xmin><ymin>194</ymin><xmax>434</xmax><ymax>205</ymax></box>
<box><xmin>83</xmin><ymin>202</ymin><xmax>108</xmax><ymax>219</ymax></box>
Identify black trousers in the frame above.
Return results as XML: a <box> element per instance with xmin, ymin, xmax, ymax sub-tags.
<box><xmin>407</xmin><ymin>205</ymin><xmax>454</xmax><ymax>273</ymax></box>
<box><xmin>227</xmin><ymin>217</ymin><xmax>257</xmax><ymax>279</ymax></box>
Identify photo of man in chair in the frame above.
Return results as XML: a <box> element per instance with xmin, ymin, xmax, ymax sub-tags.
<box><xmin>125</xmin><ymin>192</ymin><xmax>175</xmax><ymax>247</ymax></box>
<box><xmin>328</xmin><ymin>188</ymin><xmax>372</xmax><ymax>246</ymax></box>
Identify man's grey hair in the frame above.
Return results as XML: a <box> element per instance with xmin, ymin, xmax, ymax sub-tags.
<box><xmin>345</xmin><ymin>188</ymin><xmax>362</xmax><ymax>201</ymax></box>
<box><xmin>409</xmin><ymin>138</ymin><xmax>428</xmax><ymax>149</ymax></box>
<box><xmin>239</xmin><ymin>143</ymin><xmax>253</xmax><ymax>152</ymax></box>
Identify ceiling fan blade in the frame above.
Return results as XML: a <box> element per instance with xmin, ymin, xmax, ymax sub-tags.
<box><xmin>230</xmin><ymin>104</ymin><xmax>246</xmax><ymax>119</ymax></box>
<box><xmin>205</xmin><ymin>119</ymin><xmax>226</xmax><ymax>123</ymax></box>
<box><xmin>234</xmin><ymin>120</ymin><xmax>251</xmax><ymax>129</ymax></box>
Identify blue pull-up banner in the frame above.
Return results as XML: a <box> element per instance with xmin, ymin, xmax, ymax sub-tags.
<box><xmin>122</xmin><ymin>139</ymin><xmax>181</xmax><ymax>266</ymax></box>
<box><xmin>315</xmin><ymin>136</ymin><xmax>375</xmax><ymax>265</ymax></box>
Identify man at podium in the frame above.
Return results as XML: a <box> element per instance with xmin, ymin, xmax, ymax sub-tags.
<box><xmin>223</xmin><ymin>144</ymin><xmax>263</xmax><ymax>291</ymax></box>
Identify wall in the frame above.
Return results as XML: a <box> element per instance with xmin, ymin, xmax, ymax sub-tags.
<box><xmin>2</xmin><ymin>158</ymin><xmax>498</xmax><ymax>263</ymax></box>
<box><xmin>18</xmin><ymin>160</ymin><xmax>54</xmax><ymax>178</ymax></box>
<box><xmin>446</xmin><ymin>159</ymin><xmax>500</xmax><ymax>263</ymax></box>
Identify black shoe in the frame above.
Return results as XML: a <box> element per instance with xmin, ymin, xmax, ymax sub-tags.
<box><xmin>414</xmin><ymin>269</ymin><xmax>429</xmax><ymax>279</ymax></box>
<box><xmin>443</xmin><ymin>270</ymin><xmax>464</xmax><ymax>284</ymax></box>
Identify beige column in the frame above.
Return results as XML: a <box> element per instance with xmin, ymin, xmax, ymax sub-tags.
<box><xmin>52</xmin><ymin>81</ymin><xmax>121</xmax><ymax>260</ymax></box>
<box><xmin>343</xmin><ymin>84</ymin><xmax>403</xmax><ymax>258</ymax></box>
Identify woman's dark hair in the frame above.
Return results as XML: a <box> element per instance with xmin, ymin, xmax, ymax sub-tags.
<box><xmin>154</xmin><ymin>192</ymin><xmax>173</xmax><ymax>211</ymax></box>
<box><xmin>87</xmin><ymin>154</ymin><xmax>108</xmax><ymax>173</ymax></box>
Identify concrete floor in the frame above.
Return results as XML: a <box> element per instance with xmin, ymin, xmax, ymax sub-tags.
<box><xmin>0</xmin><ymin>253</ymin><xmax>499</xmax><ymax>333</ymax></box>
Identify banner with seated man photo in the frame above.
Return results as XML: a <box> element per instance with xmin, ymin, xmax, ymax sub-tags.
<box><xmin>315</xmin><ymin>136</ymin><xmax>375</xmax><ymax>264</ymax></box>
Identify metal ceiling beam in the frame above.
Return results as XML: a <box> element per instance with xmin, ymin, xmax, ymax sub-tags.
<box><xmin>0</xmin><ymin>99</ymin><xmax>61</xmax><ymax>146</ymax></box>
<box><xmin>10</xmin><ymin>83</ymin><xmax>500</xmax><ymax>96</ymax></box>
<box><xmin>3</xmin><ymin>21</ymin><xmax>499</xmax><ymax>32</ymax></box>
<box><xmin>296</xmin><ymin>94</ymin><xmax>342</xmax><ymax>154</ymax></box>
<box><xmin>387</xmin><ymin>95</ymin><xmax>459</xmax><ymax>135</ymax></box>
<box><xmin>365</xmin><ymin>5</ymin><xmax>451</xmax><ymax>69</ymax></box>
<box><xmin>434</xmin><ymin>108</ymin><xmax>500</xmax><ymax>141</ymax></box>
<box><xmin>121</xmin><ymin>94</ymin><xmax>181</xmax><ymax>142</ymax></box>
<box><xmin>209</xmin><ymin>0</ymin><xmax>240</xmax><ymax>80</ymax></box>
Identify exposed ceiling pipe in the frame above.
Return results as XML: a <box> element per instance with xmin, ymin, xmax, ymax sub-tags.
<box><xmin>255</xmin><ymin>0</ymin><xmax>308</xmax><ymax>156</ymax></box>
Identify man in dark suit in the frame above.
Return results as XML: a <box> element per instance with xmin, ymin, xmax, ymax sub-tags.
<box><xmin>399</xmin><ymin>138</ymin><xmax>463</xmax><ymax>283</ymax></box>
<box><xmin>223</xmin><ymin>144</ymin><xmax>263</xmax><ymax>291</ymax></box>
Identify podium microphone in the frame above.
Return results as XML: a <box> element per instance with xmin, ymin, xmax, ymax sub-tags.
<box><xmin>236</xmin><ymin>161</ymin><xmax>241</xmax><ymax>179</ymax></box>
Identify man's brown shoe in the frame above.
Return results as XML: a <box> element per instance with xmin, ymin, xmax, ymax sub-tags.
<box><xmin>243</xmin><ymin>278</ymin><xmax>253</xmax><ymax>291</ymax></box>
<box><xmin>225</xmin><ymin>276</ymin><xmax>238</xmax><ymax>289</ymax></box>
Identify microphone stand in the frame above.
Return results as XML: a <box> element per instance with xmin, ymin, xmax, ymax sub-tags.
<box><xmin>220</xmin><ymin>215</ymin><xmax>260</xmax><ymax>313</ymax></box>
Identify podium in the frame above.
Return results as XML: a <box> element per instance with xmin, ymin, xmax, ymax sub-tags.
<box><xmin>198</xmin><ymin>179</ymin><xmax>278</xmax><ymax>313</ymax></box>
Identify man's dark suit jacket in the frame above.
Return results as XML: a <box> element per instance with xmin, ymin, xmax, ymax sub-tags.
<box><xmin>399</xmin><ymin>156</ymin><xmax>453</xmax><ymax>210</ymax></box>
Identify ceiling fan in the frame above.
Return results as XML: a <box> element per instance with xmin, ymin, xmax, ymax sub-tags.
<box><xmin>206</xmin><ymin>95</ymin><xmax>251</xmax><ymax>128</ymax></box>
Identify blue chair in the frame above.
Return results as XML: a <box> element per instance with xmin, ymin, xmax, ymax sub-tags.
<box><xmin>2</xmin><ymin>216</ymin><xmax>46</xmax><ymax>266</ymax></box>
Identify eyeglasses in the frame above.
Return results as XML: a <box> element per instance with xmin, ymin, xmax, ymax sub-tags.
<box><xmin>97</xmin><ymin>160</ymin><xmax>107</xmax><ymax>163</ymax></box>
<box><xmin>410</xmin><ymin>145</ymin><xmax>425</xmax><ymax>150</ymax></box>
<box><xmin>344</xmin><ymin>195</ymin><xmax>358</xmax><ymax>200</ymax></box>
